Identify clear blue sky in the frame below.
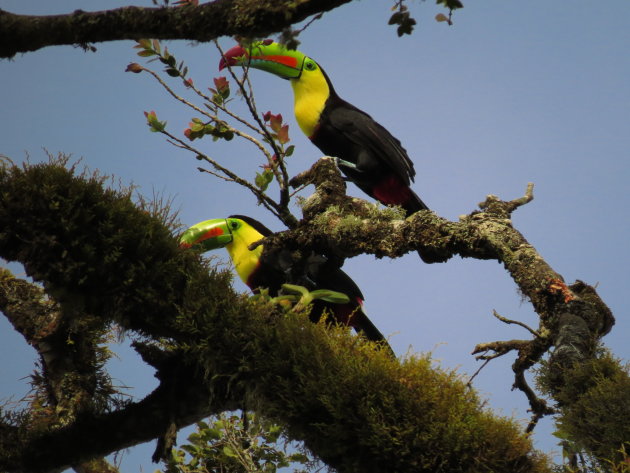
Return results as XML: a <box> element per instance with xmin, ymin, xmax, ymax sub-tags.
<box><xmin>1</xmin><ymin>1</ymin><xmax>629</xmax><ymax>471</ymax></box>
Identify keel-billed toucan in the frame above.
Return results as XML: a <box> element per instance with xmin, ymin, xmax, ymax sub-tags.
<box><xmin>219</xmin><ymin>41</ymin><xmax>428</xmax><ymax>215</ymax></box>
<box><xmin>180</xmin><ymin>215</ymin><xmax>391</xmax><ymax>348</ymax></box>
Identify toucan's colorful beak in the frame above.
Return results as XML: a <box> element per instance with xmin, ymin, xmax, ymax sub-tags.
<box><xmin>218</xmin><ymin>40</ymin><xmax>306</xmax><ymax>79</ymax></box>
<box><xmin>179</xmin><ymin>218</ymin><xmax>233</xmax><ymax>252</ymax></box>
<box><xmin>218</xmin><ymin>45</ymin><xmax>248</xmax><ymax>70</ymax></box>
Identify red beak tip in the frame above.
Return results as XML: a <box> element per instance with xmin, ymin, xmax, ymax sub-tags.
<box><xmin>218</xmin><ymin>44</ymin><xmax>247</xmax><ymax>70</ymax></box>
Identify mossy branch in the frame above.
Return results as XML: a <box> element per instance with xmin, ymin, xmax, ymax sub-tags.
<box><xmin>0</xmin><ymin>270</ymin><xmax>121</xmax><ymax>473</ymax></box>
<box><xmin>0</xmin><ymin>0</ymin><xmax>354</xmax><ymax>59</ymax></box>
<box><xmin>276</xmin><ymin>157</ymin><xmax>617</xmax><ymax>438</ymax></box>
<box><xmin>0</xmin><ymin>158</ymin><xmax>552</xmax><ymax>473</ymax></box>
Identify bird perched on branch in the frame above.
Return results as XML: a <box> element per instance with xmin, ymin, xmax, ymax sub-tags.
<box><xmin>219</xmin><ymin>40</ymin><xmax>428</xmax><ymax>216</ymax></box>
<box><xmin>180</xmin><ymin>215</ymin><xmax>392</xmax><ymax>351</ymax></box>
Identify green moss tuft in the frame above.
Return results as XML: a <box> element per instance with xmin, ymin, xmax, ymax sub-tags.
<box><xmin>0</xmin><ymin>157</ymin><xmax>235</xmax><ymax>337</ymax></box>
<box><xmin>249</xmin><ymin>317</ymin><xmax>551</xmax><ymax>473</ymax></box>
<box><xmin>538</xmin><ymin>349</ymin><xmax>630</xmax><ymax>466</ymax></box>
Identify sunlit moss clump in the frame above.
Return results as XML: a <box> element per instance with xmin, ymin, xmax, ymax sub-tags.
<box><xmin>249</xmin><ymin>317</ymin><xmax>552</xmax><ymax>473</ymax></box>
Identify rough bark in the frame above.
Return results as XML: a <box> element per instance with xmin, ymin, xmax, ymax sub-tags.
<box><xmin>0</xmin><ymin>0</ymin><xmax>352</xmax><ymax>59</ymax></box>
<box><xmin>283</xmin><ymin>158</ymin><xmax>616</xmax><ymax>428</ymax></box>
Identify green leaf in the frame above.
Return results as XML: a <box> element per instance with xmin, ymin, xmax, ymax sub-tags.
<box><xmin>287</xmin><ymin>452</ymin><xmax>309</xmax><ymax>463</ymax></box>
<box><xmin>212</xmin><ymin>93</ymin><xmax>224</xmax><ymax>105</ymax></box>
<box><xmin>552</xmin><ymin>429</ymin><xmax>571</xmax><ymax>440</ymax></box>
<box><xmin>435</xmin><ymin>13</ymin><xmax>450</xmax><ymax>22</ymax></box>
<box><xmin>137</xmin><ymin>50</ymin><xmax>157</xmax><ymax>57</ymax></box>
<box><xmin>255</xmin><ymin>169</ymin><xmax>274</xmax><ymax>191</ymax></box>
<box><xmin>222</xmin><ymin>445</ymin><xmax>237</xmax><ymax>458</ymax></box>
<box><xmin>165</xmin><ymin>68</ymin><xmax>180</xmax><ymax>77</ymax></box>
<box><xmin>270</xmin><ymin>294</ymin><xmax>298</xmax><ymax>305</ymax></box>
<box><xmin>310</xmin><ymin>289</ymin><xmax>350</xmax><ymax>304</ymax></box>
<box><xmin>280</xmin><ymin>284</ymin><xmax>310</xmax><ymax>297</ymax></box>
<box><xmin>191</xmin><ymin>122</ymin><xmax>204</xmax><ymax>132</ymax></box>
<box><xmin>137</xmin><ymin>38</ymin><xmax>152</xmax><ymax>49</ymax></box>
<box><xmin>151</xmin><ymin>38</ymin><xmax>161</xmax><ymax>54</ymax></box>
<box><xmin>284</xmin><ymin>145</ymin><xmax>295</xmax><ymax>157</ymax></box>
<box><xmin>181</xmin><ymin>444</ymin><xmax>198</xmax><ymax>455</ymax></box>
<box><xmin>206</xmin><ymin>427</ymin><xmax>223</xmax><ymax>440</ymax></box>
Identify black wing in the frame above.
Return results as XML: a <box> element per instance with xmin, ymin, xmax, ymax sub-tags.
<box><xmin>319</xmin><ymin>96</ymin><xmax>416</xmax><ymax>186</ymax></box>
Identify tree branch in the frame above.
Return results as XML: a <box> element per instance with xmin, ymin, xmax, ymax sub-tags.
<box><xmin>282</xmin><ymin>160</ymin><xmax>613</xmax><ymax>334</ymax></box>
<box><xmin>0</xmin><ymin>0</ymin><xmax>353</xmax><ymax>59</ymax></box>
<box><xmin>0</xmin><ymin>158</ymin><xmax>551</xmax><ymax>473</ymax></box>
<box><xmin>0</xmin><ymin>269</ymin><xmax>121</xmax><ymax>473</ymax></box>
<box><xmin>278</xmin><ymin>157</ymin><xmax>616</xmax><ymax>429</ymax></box>
<box><xmin>11</xmin><ymin>350</ymin><xmax>237</xmax><ymax>473</ymax></box>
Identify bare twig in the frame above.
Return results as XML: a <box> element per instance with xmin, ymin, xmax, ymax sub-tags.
<box><xmin>513</xmin><ymin>369</ymin><xmax>555</xmax><ymax>433</ymax></box>
<box><xmin>506</xmin><ymin>182</ymin><xmax>534</xmax><ymax>212</ymax></box>
<box><xmin>492</xmin><ymin>310</ymin><xmax>541</xmax><ymax>337</ymax></box>
<box><xmin>466</xmin><ymin>358</ymin><xmax>491</xmax><ymax>387</ymax></box>
<box><xmin>196</xmin><ymin>167</ymin><xmax>236</xmax><ymax>183</ymax></box>
<box><xmin>161</xmin><ymin>130</ymin><xmax>283</xmax><ymax>219</ymax></box>
<box><xmin>478</xmin><ymin>182</ymin><xmax>534</xmax><ymax>213</ymax></box>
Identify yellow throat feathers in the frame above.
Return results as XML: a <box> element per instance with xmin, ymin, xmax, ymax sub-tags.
<box><xmin>225</xmin><ymin>223</ymin><xmax>264</xmax><ymax>285</ymax></box>
<box><xmin>290</xmin><ymin>63</ymin><xmax>330</xmax><ymax>138</ymax></box>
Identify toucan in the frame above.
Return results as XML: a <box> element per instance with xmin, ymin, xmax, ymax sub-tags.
<box><xmin>219</xmin><ymin>41</ymin><xmax>428</xmax><ymax>215</ymax></box>
<box><xmin>180</xmin><ymin>215</ymin><xmax>392</xmax><ymax>350</ymax></box>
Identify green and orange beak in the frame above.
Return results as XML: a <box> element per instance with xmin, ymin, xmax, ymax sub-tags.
<box><xmin>218</xmin><ymin>40</ymin><xmax>306</xmax><ymax>79</ymax></box>
<box><xmin>179</xmin><ymin>218</ymin><xmax>239</xmax><ymax>252</ymax></box>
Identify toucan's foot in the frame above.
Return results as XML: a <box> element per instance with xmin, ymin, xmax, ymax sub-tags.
<box><xmin>334</xmin><ymin>157</ymin><xmax>358</xmax><ymax>171</ymax></box>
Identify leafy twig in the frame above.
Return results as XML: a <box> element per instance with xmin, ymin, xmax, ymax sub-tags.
<box><xmin>214</xmin><ymin>41</ymin><xmax>293</xmax><ymax>218</ymax></box>
<box><xmin>160</xmin><ymin>128</ymin><xmax>284</xmax><ymax>219</ymax></box>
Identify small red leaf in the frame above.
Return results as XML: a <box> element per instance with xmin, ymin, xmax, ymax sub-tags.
<box><xmin>277</xmin><ymin>124</ymin><xmax>290</xmax><ymax>144</ymax></box>
<box><xmin>269</xmin><ymin>113</ymin><xmax>283</xmax><ymax>133</ymax></box>
<box><xmin>125</xmin><ymin>63</ymin><xmax>143</xmax><ymax>73</ymax></box>
<box><xmin>213</xmin><ymin>76</ymin><xmax>229</xmax><ymax>93</ymax></box>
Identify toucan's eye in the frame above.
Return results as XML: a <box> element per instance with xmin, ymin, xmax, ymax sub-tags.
<box><xmin>231</xmin><ymin>221</ymin><xmax>239</xmax><ymax>229</ymax></box>
<box><xmin>304</xmin><ymin>60</ymin><xmax>317</xmax><ymax>71</ymax></box>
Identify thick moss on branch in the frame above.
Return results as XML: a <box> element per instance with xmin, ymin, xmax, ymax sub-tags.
<box><xmin>0</xmin><ymin>158</ymin><xmax>231</xmax><ymax>337</ymax></box>
<box><xmin>0</xmin><ymin>158</ymin><xmax>552</xmax><ymax>472</ymax></box>
<box><xmin>251</xmin><ymin>319</ymin><xmax>551</xmax><ymax>473</ymax></box>
<box><xmin>0</xmin><ymin>0</ymin><xmax>353</xmax><ymax>59</ymax></box>
<box><xmin>538</xmin><ymin>350</ymin><xmax>630</xmax><ymax>466</ymax></box>
<box><xmin>283</xmin><ymin>157</ymin><xmax>620</xmax><ymax>447</ymax></box>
